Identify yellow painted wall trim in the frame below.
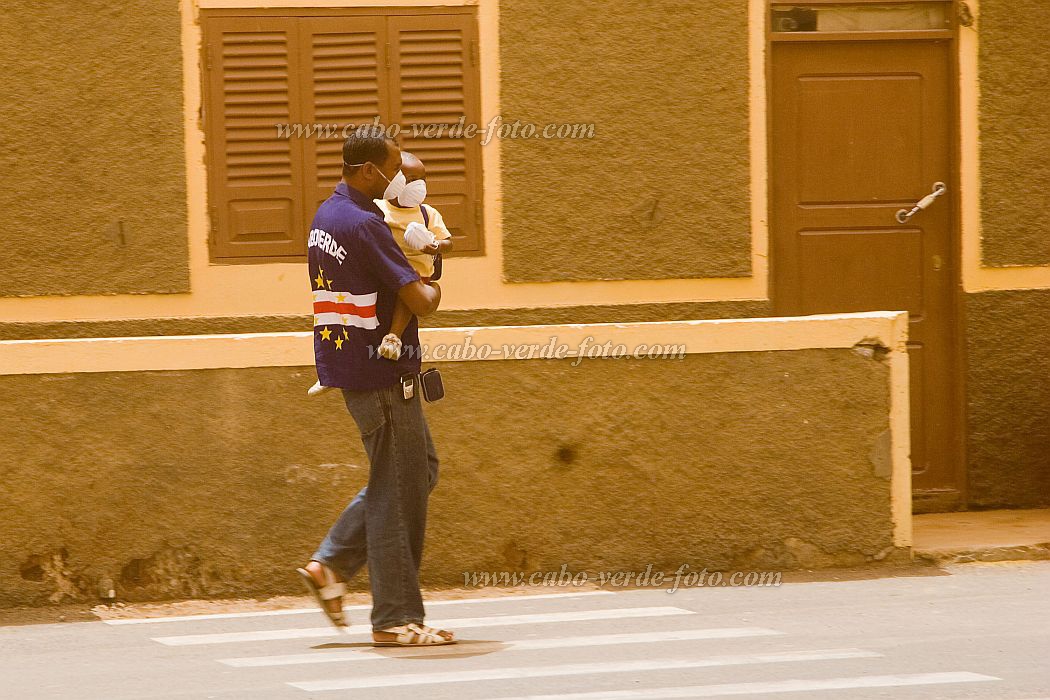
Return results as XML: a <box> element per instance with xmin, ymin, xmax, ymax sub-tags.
<box><xmin>887</xmin><ymin>313</ymin><xmax>912</xmax><ymax>547</ymax></box>
<box><xmin>749</xmin><ymin>0</ymin><xmax>771</xmax><ymax>299</ymax></box>
<box><xmin>0</xmin><ymin>311</ymin><xmax>905</xmax><ymax>375</ymax></box>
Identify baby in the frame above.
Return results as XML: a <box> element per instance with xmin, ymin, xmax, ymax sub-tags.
<box><xmin>308</xmin><ymin>152</ymin><xmax>452</xmax><ymax>396</ymax></box>
<box><xmin>374</xmin><ymin>151</ymin><xmax>454</xmax><ymax>360</ymax></box>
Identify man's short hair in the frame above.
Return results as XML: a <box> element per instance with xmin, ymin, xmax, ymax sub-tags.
<box><xmin>342</xmin><ymin>125</ymin><xmax>394</xmax><ymax>177</ymax></box>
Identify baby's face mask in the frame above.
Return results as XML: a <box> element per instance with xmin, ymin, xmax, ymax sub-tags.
<box><xmin>397</xmin><ymin>178</ymin><xmax>427</xmax><ymax>208</ymax></box>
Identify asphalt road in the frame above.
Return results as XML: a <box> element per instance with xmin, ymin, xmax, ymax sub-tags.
<box><xmin>1</xmin><ymin>561</ymin><xmax>1048</xmax><ymax>699</ymax></box>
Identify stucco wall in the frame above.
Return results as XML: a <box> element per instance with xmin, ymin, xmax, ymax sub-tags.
<box><xmin>978</xmin><ymin>0</ymin><xmax>1050</xmax><ymax>266</ymax></box>
<box><xmin>0</xmin><ymin>1</ymin><xmax>189</xmax><ymax>296</ymax></box>
<box><xmin>499</xmin><ymin>1</ymin><xmax>752</xmax><ymax>282</ymax></box>
<box><xmin>0</xmin><ymin>348</ymin><xmax>896</xmax><ymax>607</ymax></box>
<box><xmin>966</xmin><ymin>290</ymin><xmax>1050</xmax><ymax>507</ymax></box>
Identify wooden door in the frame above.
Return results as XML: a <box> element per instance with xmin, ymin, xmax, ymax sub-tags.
<box><xmin>770</xmin><ymin>39</ymin><xmax>962</xmax><ymax>511</ymax></box>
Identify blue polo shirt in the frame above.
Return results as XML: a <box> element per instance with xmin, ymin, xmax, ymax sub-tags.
<box><xmin>308</xmin><ymin>182</ymin><xmax>421</xmax><ymax>390</ymax></box>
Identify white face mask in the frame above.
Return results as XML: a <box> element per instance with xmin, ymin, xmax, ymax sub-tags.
<box><xmin>344</xmin><ymin>161</ymin><xmax>405</xmax><ymax>200</ymax></box>
<box><xmin>397</xmin><ymin>179</ymin><xmax>427</xmax><ymax>208</ymax></box>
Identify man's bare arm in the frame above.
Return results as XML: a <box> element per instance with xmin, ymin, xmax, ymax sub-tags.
<box><xmin>398</xmin><ymin>280</ymin><xmax>441</xmax><ymax>317</ymax></box>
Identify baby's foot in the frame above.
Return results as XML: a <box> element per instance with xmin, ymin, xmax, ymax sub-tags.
<box><xmin>308</xmin><ymin>380</ymin><xmax>335</xmax><ymax>397</ymax></box>
<box><xmin>378</xmin><ymin>333</ymin><xmax>403</xmax><ymax>360</ymax></box>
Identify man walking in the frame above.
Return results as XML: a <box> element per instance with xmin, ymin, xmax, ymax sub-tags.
<box><xmin>297</xmin><ymin>126</ymin><xmax>454</xmax><ymax>647</ymax></box>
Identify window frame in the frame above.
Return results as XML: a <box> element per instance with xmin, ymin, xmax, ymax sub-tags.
<box><xmin>200</xmin><ymin>5</ymin><xmax>485</xmax><ymax>264</ymax></box>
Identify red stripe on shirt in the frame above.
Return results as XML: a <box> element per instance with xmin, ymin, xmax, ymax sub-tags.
<box><xmin>312</xmin><ymin>301</ymin><xmax>377</xmax><ymax>317</ymax></box>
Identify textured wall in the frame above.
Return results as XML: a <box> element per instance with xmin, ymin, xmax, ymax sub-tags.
<box><xmin>499</xmin><ymin>1</ymin><xmax>752</xmax><ymax>282</ymax></box>
<box><xmin>978</xmin><ymin>0</ymin><xmax>1050</xmax><ymax>266</ymax></box>
<box><xmin>966</xmin><ymin>290</ymin><xmax>1050</xmax><ymax>507</ymax></box>
<box><xmin>0</xmin><ymin>348</ymin><xmax>895</xmax><ymax>607</ymax></box>
<box><xmin>0</xmin><ymin>300</ymin><xmax>771</xmax><ymax>340</ymax></box>
<box><xmin>0</xmin><ymin>315</ymin><xmax>314</xmax><ymax>341</ymax></box>
<box><xmin>0</xmin><ymin>1</ymin><xmax>189</xmax><ymax>296</ymax></box>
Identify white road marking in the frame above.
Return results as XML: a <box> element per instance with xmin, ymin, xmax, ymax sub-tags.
<box><xmin>104</xmin><ymin>590</ymin><xmax>613</xmax><ymax>625</ymax></box>
<box><xmin>492</xmin><ymin>672</ymin><xmax>1001</xmax><ymax>699</ymax></box>
<box><xmin>151</xmin><ymin>606</ymin><xmax>693</xmax><ymax>646</ymax></box>
<box><xmin>288</xmin><ymin>649</ymin><xmax>882</xmax><ymax>691</ymax></box>
<box><xmin>219</xmin><ymin>626</ymin><xmax>782</xmax><ymax>667</ymax></box>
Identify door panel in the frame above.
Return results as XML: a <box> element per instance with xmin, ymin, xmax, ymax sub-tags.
<box><xmin>796</xmin><ymin>75</ymin><xmax>925</xmax><ymax>203</ymax></box>
<box><xmin>771</xmin><ymin>39</ymin><xmax>960</xmax><ymax>510</ymax></box>
<box><xmin>797</xmin><ymin>229</ymin><xmax>925</xmax><ymax>315</ymax></box>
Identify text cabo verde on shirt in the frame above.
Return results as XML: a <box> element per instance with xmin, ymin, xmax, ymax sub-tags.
<box><xmin>309</xmin><ymin>227</ymin><xmax>347</xmax><ymax>264</ymax></box>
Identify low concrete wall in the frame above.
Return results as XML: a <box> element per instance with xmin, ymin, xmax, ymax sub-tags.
<box><xmin>0</xmin><ymin>313</ymin><xmax>910</xmax><ymax>607</ymax></box>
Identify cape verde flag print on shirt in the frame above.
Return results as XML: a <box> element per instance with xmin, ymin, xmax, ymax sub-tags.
<box><xmin>308</xmin><ymin>182</ymin><xmax>421</xmax><ymax>391</ymax></box>
<box><xmin>311</xmin><ymin>288</ymin><xmax>378</xmax><ymax>331</ymax></box>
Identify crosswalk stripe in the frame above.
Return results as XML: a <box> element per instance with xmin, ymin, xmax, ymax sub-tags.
<box><xmin>287</xmin><ymin>649</ymin><xmax>882</xmax><ymax>691</ymax></box>
<box><xmin>104</xmin><ymin>590</ymin><xmax>614</xmax><ymax>625</ymax></box>
<box><xmin>219</xmin><ymin>627</ymin><xmax>783</xmax><ymax>668</ymax></box>
<box><xmin>151</xmin><ymin>606</ymin><xmax>693</xmax><ymax>646</ymax></box>
<box><xmin>492</xmin><ymin>672</ymin><xmax>1001</xmax><ymax>699</ymax></box>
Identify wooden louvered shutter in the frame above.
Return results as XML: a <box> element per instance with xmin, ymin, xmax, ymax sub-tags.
<box><xmin>204</xmin><ymin>16</ymin><xmax>307</xmax><ymax>260</ymax></box>
<box><xmin>298</xmin><ymin>18</ymin><xmax>389</xmax><ymax>216</ymax></box>
<box><xmin>389</xmin><ymin>14</ymin><xmax>484</xmax><ymax>253</ymax></box>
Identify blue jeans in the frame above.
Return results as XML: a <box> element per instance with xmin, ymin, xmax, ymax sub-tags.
<box><xmin>312</xmin><ymin>381</ymin><xmax>439</xmax><ymax>631</ymax></box>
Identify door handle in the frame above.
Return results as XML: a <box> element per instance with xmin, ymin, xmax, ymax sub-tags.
<box><xmin>896</xmin><ymin>182</ymin><xmax>947</xmax><ymax>224</ymax></box>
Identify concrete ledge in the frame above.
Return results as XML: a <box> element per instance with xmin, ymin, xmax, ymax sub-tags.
<box><xmin>0</xmin><ymin>312</ymin><xmax>907</xmax><ymax>373</ymax></box>
<box><xmin>0</xmin><ymin>313</ymin><xmax>911</xmax><ymax>607</ymax></box>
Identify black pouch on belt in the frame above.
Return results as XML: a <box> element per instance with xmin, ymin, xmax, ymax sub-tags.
<box><xmin>419</xmin><ymin>368</ymin><xmax>444</xmax><ymax>403</ymax></box>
